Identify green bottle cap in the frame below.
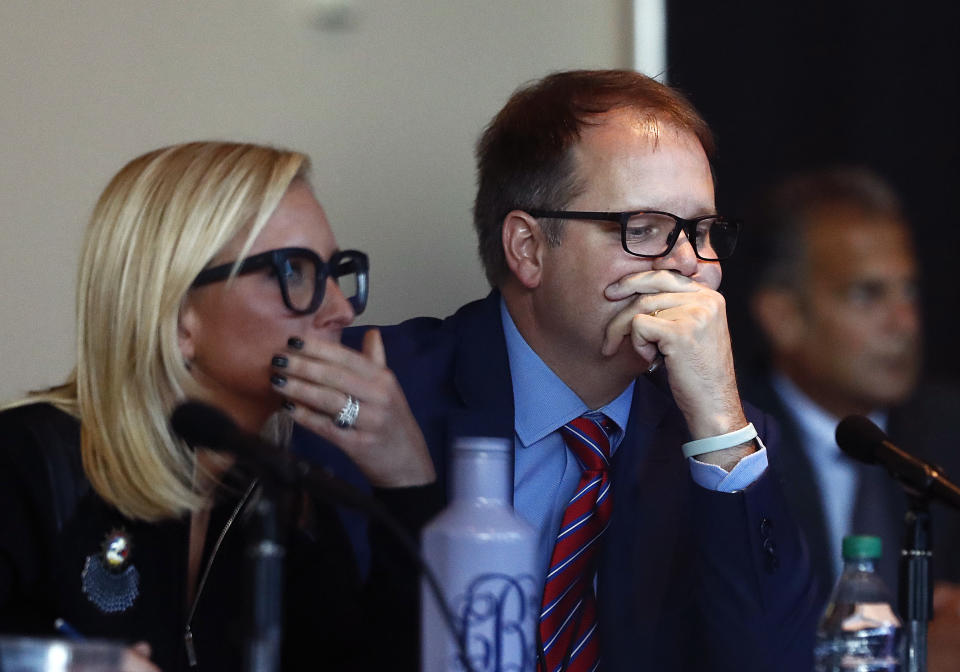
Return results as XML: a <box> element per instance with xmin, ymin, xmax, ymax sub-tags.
<box><xmin>842</xmin><ymin>535</ymin><xmax>882</xmax><ymax>560</ymax></box>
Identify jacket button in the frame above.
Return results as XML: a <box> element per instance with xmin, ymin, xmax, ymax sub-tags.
<box><xmin>763</xmin><ymin>537</ymin><xmax>779</xmax><ymax>572</ymax></box>
<box><xmin>760</xmin><ymin>517</ymin><xmax>773</xmax><ymax>538</ymax></box>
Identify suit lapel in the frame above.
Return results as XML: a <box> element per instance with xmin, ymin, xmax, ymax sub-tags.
<box><xmin>599</xmin><ymin>371</ymin><xmax>685</xmax><ymax>648</ymax></box>
<box><xmin>755</xmin><ymin>378</ymin><xmax>837</xmax><ymax>594</ymax></box>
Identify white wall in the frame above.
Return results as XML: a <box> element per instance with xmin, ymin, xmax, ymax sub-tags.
<box><xmin>0</xmin><ymin>0</ymin><xmax>630</xmax><ymax>401</ymax></box>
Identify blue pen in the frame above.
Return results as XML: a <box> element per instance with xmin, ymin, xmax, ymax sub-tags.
<box><xmin>53</xmin><ymin>618</ymin><xmax>85</xmax><ymax>641</ymax></box>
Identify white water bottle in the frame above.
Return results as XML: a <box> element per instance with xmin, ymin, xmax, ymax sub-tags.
<box><xmin>420</xmin><ymin>437</ymin><xmax>538</xmax><ymax>672</ymax></box>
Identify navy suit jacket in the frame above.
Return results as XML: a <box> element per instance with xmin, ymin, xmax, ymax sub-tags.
<box><xmin>740</xmin><ymin>373</ymin><xmax>960</xmax><ymax>609</ymax></box>
<box><xmin>298</xmin><ymin>291</ymin><xmax>819</xmax><ymax>670</ymax></box>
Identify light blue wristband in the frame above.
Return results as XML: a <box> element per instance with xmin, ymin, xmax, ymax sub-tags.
<box><xmin>682</xmin><ymin>422</ymin><xmax>757</xmax><ymax>459</ymax></box>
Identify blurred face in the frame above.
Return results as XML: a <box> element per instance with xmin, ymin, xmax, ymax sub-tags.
<box><xmin>525</xmin><ymin>109</ymin><xmax>719</xmax><ymax>385</ymax></box>
<box><xmin>783</xmin><ymin>208</ymin><xmax>921</xmax><ymax>416</ymax></box>
<box><xmin>181</xmin><ymin>180</ymin><xmax>355</xmax><ymax>430</ymax></box>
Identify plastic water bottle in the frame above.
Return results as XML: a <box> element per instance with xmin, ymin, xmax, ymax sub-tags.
<box><xmin>814</xmin><ymin>535</ymin><xmax>904</xmax><ymax>671</ymax></box>
<box><xmin>420</xmin><ymin>437</ymin><xmax>538</xmax><ymax>672</ymax></box>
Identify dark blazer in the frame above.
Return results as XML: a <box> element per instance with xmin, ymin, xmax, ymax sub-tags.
<box><xmin>740</xmin><ymin>373</ymin><xmax>960</xmax><ymax>607</ymax></box>
<box><xmin>301</xmin><ymin>291</ymin><xmax>819</xmax><ymax>671</ymax></box>
<box><xmin>0</xmin><ymin>403</ymin><xmax>435</xmax><ymax>672</ymax></box>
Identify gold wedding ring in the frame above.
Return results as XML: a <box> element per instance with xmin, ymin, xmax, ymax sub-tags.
<box><xmin>651</xmin><ymin>308</ymin><xmax>663</xmax><ymax>318</ymax></box>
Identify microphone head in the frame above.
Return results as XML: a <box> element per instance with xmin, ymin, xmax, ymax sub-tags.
<box><xmin>170</xmin><ymin>400</ymin><xmax>239</xmax><ymax>449</ymax></box>
<box><xmin>835</xmin><ymin>414</ymin><xmax>888</xmax><ymax>464</ymax></box>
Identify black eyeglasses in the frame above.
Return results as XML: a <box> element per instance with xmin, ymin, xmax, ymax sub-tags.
<box><xmin>527</xmin><ymin>209</ymin><xmax>741</xmax><ymax>261</ymax></box>
<box><xmin>191</xmin><ymin>247</ymin><xmax>369</xmax><ymax>315</ymax></box>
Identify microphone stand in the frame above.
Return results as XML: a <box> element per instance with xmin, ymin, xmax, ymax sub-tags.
<box><xmin>235</xmin><ymin>453</ymin><xmax>476</xmax><ymax>672</ymax></box>
<box><xmin>243</xmin><ymin>482</ymin><xmax>285</xmax><ymax>672</ymax></box>
<box><xmin>899</xmin><ymin>494</ymin><xmax>933</xmax><ymax>672</ymax></box>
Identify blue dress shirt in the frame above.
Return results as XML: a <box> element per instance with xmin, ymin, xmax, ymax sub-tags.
<box><xmin>771</xmin><ymin>372</ymin><xmax>887</xmax><ymax>578</ymax></box>
<box><xmin>500</xmin><ymin>299</ymin><xmax>769</xmax><ymax>585</ymax></box>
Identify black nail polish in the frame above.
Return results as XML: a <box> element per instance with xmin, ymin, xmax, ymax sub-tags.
<box><xmin>281</xmin><ymin>400</ymin><xmax>295</xmax><ymax>411</ymax></box>
<box><xmin>270</xmin><ymin>374</ymin><xmax>287</xmax><ymax>387</ymax></box>
<box><xmin>287</xmin><ymin>336</ymin><xmax>304</xmax><ymax>350</ymax></box>
<box><xmin>271</xmin><ymin>355</ymin><xmax>288</xmax><ymax>368</ymax></box>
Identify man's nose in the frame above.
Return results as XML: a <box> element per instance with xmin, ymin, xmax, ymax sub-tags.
<box><xmin>651</xmin><ymin>229</ymin><xmax>698</xmax><ymax>276</ymax></box>
<box><xmin>888</xmin><ymin>292</ymin><xmax>921</xmax><ymax>335</ymax></box>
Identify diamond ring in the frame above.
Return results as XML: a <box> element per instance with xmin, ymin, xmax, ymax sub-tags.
<box><xmin>334</xmin><ymin>395</ymin><xmax>360</xmax><ymax>429</ymax></box>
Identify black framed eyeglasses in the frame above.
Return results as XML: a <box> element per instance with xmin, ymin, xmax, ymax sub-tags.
<box><xmin>527</xmin><ymin>209</ymin><xmax>741</xmax><ymax>261</ymax></box>
<box><xmin>191</xmin><ymin>247</ymin><xmax>369</xmax><ymax>315</ymax></box>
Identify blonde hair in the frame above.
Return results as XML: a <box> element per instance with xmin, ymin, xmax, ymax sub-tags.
<box><xmin>14</xmin><ymin>141</ymin><xmax>308</xmax><ymax>520</ymax></box>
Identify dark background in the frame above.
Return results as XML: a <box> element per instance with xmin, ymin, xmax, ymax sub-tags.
<box><xmin>667</xmin><ymin>1</ymin><xmax>960</xmax><ymax>382</ymax></box>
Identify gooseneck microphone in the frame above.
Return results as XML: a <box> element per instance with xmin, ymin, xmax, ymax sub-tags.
<box><xmin>171</xmin><ymin>401</ymin><xmax>372</xmax><ymax>510</ymax></box>
<box><xmin>835</xmin><ymin>414</ymin><xmax>960</xmax><ymax>511</ymax></box>
<box><xmin>170</xmin><ymin>401</ymin><xmax>301</xmax><ymax>486</ymax></box>
<box><xmin>171</xmin><ymin>400</ymin><xmax>260</xmax><ymax>452</ymax></box>
<box><xmin>171</xmin><ymin>400</ymin><xmax>297</xmax><ymax>483</ymax></box>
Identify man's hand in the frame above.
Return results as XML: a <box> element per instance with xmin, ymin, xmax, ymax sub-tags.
<box><xmin>603</xmin><ymin>270</ymin><xmax>754</xmax><ymax>469</ymax></box>
<box><xmin>929</xmin><ymin>581</ymin><xmax>960</xmax><ymax>672</ymax></box>
<box><xmin>274</xmin><ymin>328</ymin><xmax>436</xmax><ymax>487</ymax></box>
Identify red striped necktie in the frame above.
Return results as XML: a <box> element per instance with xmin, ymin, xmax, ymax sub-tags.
<box><xmin>539</xmin><ymin>413</ymin><xmax>615</xmax><ymax>672</ymax></box>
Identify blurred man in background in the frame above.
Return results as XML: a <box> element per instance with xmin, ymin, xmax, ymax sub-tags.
<box><xmin>743</xmin><ymin>166</ymin><xmax>960</xmax><ymax>670</ymax></box>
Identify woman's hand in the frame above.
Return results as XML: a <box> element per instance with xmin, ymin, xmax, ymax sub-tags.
<box><xmin>121</xmin><ymin>642</ymin><xmax>162</xmax><ymax>672</ymax></box>
<box><xmin>271</xmin><ymin>329</ymin><xmax>435</xmax><ymax>487</ymax></box>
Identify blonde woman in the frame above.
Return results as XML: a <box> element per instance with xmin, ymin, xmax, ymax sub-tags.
<box><xmin>0</xmin><ymin>142</ymin><xmax>436</xmax><ymax>671</ymax></box>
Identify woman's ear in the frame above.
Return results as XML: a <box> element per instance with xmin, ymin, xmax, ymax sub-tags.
<box><xmin>178</xmin><ymin>299</ymin><xmax>200</xmax><ymax>365</ymax></box>
<box><xmin>502</xmin><ymin>210</ymin><xmax>546</xmax><ymax>289</ymax></box>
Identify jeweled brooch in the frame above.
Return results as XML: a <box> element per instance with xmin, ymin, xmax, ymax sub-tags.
<box><xmin>81</xmin><ymin>528</ymin><xmax>140</xmax><ymax>613</ymax></box>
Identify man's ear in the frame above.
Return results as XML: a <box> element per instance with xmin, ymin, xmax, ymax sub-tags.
<box><xmin>502</xmin><ymin>210</ymin><xmax>545</xmax><ymax>289</ymax></box>
<box><xmin>751</xmin><ymin>288</ymin><xmax>807</xmax><ymax>354</ymax></box>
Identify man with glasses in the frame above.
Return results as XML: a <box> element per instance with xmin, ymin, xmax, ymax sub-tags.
<box><xmin>301</xmin><ymin>70</ymin><xmax>816</xmax><ymax>671</ymax></box>
<box><xmin>743</xmin><ymin>166</ymin><xmax>960</xmax><ymax>671</ymax></box>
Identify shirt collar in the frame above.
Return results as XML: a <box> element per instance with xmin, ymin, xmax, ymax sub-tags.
<box><xmin>771</xmin><ymin>371</ymin><xmax>887</xmax><ymax>462</ymax></box>
<box><xmin>500</xmin><ymin>298</ymin><xmax>633</xmax><ymax>450</ymax></box>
